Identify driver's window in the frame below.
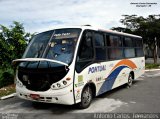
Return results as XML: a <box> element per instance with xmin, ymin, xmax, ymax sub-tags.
<box><xmin>76</xmin><ymin>31</ymin><xmax>94</xmax><ymax>72</ymax></box>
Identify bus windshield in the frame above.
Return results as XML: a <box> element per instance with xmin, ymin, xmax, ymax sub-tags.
<box><xmin>21</xmin><ymin>28</ymin><xmax>81</xmax><ymax>67</ymax></box>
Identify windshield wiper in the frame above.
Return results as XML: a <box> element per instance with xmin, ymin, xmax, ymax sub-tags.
<box><xmin>12</xmin><ymin>58</ymin><xmax>68</xmax><ymax>67</ymax></box>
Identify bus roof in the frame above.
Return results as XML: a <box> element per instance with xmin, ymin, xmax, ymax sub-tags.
<box><xmin>98</xmin><ymin>28</ymin><xmax>142</xmax><ymax>38</ymax></box>
<box><xmin>81</xmin><ymin>25</ymin><xmax>142</xmax><ymax>38</ymax></box>
<box><xmin>43</xmin><ymin>25</ymin><xmax>142</xmax><ymax>38</ymax></box>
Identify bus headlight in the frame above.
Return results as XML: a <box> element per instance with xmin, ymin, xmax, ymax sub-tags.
<box><xmin>62</xmin><ymin>81</ymin><xmax>67</xmax><ymax>85</ymax></box>
<box><xmin>51</xmin><ymin>84</ymin><xmax>55</xmax><ymax>89</ymax></box>
<box><xmin>17</xmin><ymin>80</ymin><xmax>23</xmax><ymax>87</ymax></box>
<box><xmin>57</xmin><ymin>83</ymin><xmax>61</xmax><ymax>87</ymax></box>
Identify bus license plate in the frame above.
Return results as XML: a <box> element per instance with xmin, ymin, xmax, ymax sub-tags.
<box><xmin>30</xmin><ymin>94</ymin><xmax>40</xmax><ymax>100</ymax></box>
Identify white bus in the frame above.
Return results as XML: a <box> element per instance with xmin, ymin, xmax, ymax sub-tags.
<box><xmin>13</xmin><ymin>25</ymin><xmax>145</xmax><ymax>109</ymax></box>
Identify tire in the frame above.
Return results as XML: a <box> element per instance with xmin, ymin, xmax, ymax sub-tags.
<box><xmin>127</xmin><ymin>73</ymin><xmax>133</xmax><ymax>88</ymax></box>
<box><xmin>77</xmin><ymin>86</ymin><xmax>93</xmax><ymax>109</ymax></box>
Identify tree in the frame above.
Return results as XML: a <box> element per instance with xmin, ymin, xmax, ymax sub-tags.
<box><xmin>112</xmin><ymin>15</ymin><xmax>160</xmax><ymax>63</ymax></box>
<box><xmin>0</xmin><ymin>21</ymin><xmax>32</xmax><ymax>87</ymax></box>
<box><xmin>0</xmin><ymin>21</ymin><xmax>32</xmax><ymax>68</ymax></box>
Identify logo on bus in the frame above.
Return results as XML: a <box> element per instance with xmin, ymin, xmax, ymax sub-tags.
<box><xmin>88</xmin><ymin>65</ymin><xmax>106</xmax><ymax>74</ymax></box>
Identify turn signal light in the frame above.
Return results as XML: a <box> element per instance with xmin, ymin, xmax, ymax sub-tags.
<box><xmin>66</xmin><ymin>77</ymin><xmax>71</xmax><ymax>81</ymax></box>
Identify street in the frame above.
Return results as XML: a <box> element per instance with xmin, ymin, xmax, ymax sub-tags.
<box><xmin>0</xmin><ymin>70</ymin><xmax>160</xmax><ymax>119</ymax></box>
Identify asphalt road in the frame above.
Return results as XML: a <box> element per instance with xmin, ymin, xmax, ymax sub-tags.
<box><xmin>0</xmin><ymin>70</ymin><xmax>160</xmax><ymax>119</ymax></box>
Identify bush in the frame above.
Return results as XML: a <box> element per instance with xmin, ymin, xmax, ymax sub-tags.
<box><xmin>145</xmin><ymin>63</ymin><xmax>160</xmax><ymax>69</ymax></box>
<box><xmin>0</xmin><ymin>68</ymin><xmax>14</xmax><ymax>88</ymax></box>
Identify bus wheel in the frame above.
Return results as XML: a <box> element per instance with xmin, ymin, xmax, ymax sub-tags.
<box><xmin>127</xmin><ymin>73</ymin><xmax>133</xmax><ymax>88</ymax></box>
<box><xmin>78</xmin><ymin>86</ymin><xmax>93</xmax><ymax>109</ymax></box>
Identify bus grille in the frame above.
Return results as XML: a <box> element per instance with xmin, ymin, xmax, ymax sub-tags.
<box><xmin>17</xmin><ymin>67</ymin><xmax>68</xmax><ymax>91</ymax></box>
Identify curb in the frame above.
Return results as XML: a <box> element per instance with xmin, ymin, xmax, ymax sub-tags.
<box><xmin>0</xmin><ymin>93</ymin><xmax>16</xmax><ymax>100</ymax></box>
<box><xmin>145</xmin><ymin>69</ymin><xmax>160</xmax><ymax>72</ymax></box>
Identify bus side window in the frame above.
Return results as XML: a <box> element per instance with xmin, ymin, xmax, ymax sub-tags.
<box><xmin>76</xmin><ymin>31</ymin><xmax>94</xmax><ymax>72</ymax></box>
<box><xmin>124</xmin><ymin>37</ymin><xmax>133</xmax><ymax>47</ymax></box>
<box><xmin>78</xmin><ymin>31</ymin><xmax>93</xmax><ymax>60</ymax></box>
<box><xmin>135</xmin><ymin>39</ymin><xmax>143</xmax><ymax>47</ymax></box>
<box><xmin>135</xmin><ymin>38</ymin><xmax>144</xmax><ymax>57</ymax></box>
<box><xmin>94</xmin><ymin>32</ymin><xmax>106</xmax><ymax>61</ymax></box>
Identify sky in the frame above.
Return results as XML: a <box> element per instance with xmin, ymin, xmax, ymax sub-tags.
<box><xmin>0</xmin><ymin>0</ymin><xmax>160</xmax><ymax>33</ymax></box>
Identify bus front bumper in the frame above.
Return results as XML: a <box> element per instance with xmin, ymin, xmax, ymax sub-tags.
<box><xmin>16</xmin><ymin>85</ymin><xmax>75</xmax><ymax>105</ymax></box>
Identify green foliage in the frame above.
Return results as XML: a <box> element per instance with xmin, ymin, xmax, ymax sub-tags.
<box><xmin>0</xmin><ymin>21</ymin><xmax>32</xmax><ymax>68</ymax></box>
<box><xmin>0</xmin><ymin>21</ymin><xmax>32</xmax><ymax>88</ymax></box>
<box><xmin>145</xmin><ymin>63</ymin><xmax>160</xmax><ymax>69</ymax></box>
<box><xmin>0</xmin><ymin>68</ymin><xmax>14</xmax><ymax>88</ymax></box>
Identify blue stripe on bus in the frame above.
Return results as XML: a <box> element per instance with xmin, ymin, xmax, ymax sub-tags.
<box><xmin>98</xmin><ymin>65</ymin><xmax>129</xmax><ymax>95</ymax></box>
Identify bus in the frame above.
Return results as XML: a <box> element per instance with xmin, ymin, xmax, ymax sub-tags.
<box><xmin>12</xmin><ymin>25</ymin><xmax>145</xmax><ymax>109</ymax></box>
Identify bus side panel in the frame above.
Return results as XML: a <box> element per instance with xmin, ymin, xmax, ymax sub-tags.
<box><xmin>97</xmin><ymin>57</ymin><xmax>145</xmax><ymax>95</ymax></box>
<box><xmin>74</xmin><ymin>60</ymin><xmax>129</xmax><ymax>103</ymax></box>
<box><xmin>74</xmin><ymin>62</ymin><xmax>109</xmax><ymax>103</ymax></box>
<box><xmin>111</xmin><ymin>68</ymin><xmax>130</xmax><ymax>89</ymax></box>
<box><xmin>96</xmin><ymin>61</ymin><xmax>130</xmax><ymax>95</ymax></box>
<box><xmin>133</xmin><ymin>57</ymin><xmax>145</xmax><ymax>79</ymax></box>
<box><xmin>74</xmin><ymin>58</ymin><xmax>145</xmax><ymax>103</ymax></box>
